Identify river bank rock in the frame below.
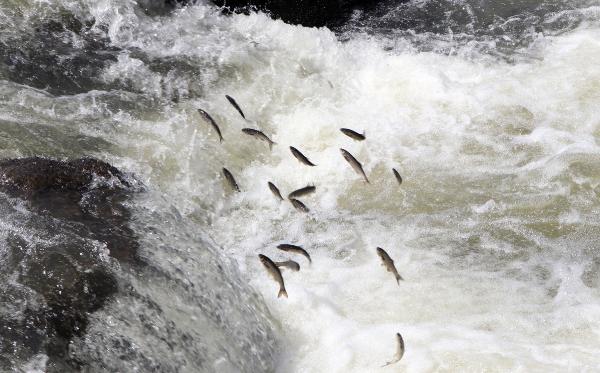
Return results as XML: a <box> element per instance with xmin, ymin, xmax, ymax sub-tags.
<box><xmin>157</xmin><ymin>0</ymin><xmax>381</xmax><ymax>28</ymax></box>
<box><xmin>0</xmin><ymin>157</ymin><xmax>138</xmax><ymax>371</ymax></box>
<box><xmin>215</xmin><ymin>0</ymin><xmax>382</xmax><ymax>27</ymax></box>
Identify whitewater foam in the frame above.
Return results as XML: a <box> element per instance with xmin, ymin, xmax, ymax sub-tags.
<box><xmin>2</xmin><ymin>0</ymin><xmax>600</xmax><ymax>371</ymax></box>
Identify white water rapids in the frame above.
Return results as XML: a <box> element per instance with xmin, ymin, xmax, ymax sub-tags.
<box><xmin>1</xmin><ymin>0</ymin><xmax>600</xmax><ymax>371</ymax></box>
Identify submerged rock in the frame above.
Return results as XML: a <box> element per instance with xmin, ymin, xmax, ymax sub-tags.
<box><xmin>0</xmin><ymin>13</ymin><xmax>120</xmax><ymax>96</ymax></box>
<box><xmin>0</xmin><ymin>157</ymin><xmax>130</xmax><ymax>198</ymax></box>
<box><xmin>211</xmin><ymin>0</ymin><xmax>381</xmax><ymax>28</ymax></box>
<box><xmin>0</xmin><ymin>157</ymin><xmax>137</xmax><ymax>371</ymax></box>
<box><xmin>0</xmin><ymin>157</ymin><xmax>277</xmax><ymax>372</ymax></box>
<box><xmin>215</xmin><ymin>0</ymin><xmax>380</xmax><ymax>27</ymax></box>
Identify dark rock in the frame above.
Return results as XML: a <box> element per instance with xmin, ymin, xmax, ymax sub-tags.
<box><xmin>0</xmin><ymin>157</ymin><xmax>140</xmax><ymax>264</ymax></box>
<box><xmin>0</xmin><ymin>157</ymin><xmax>139</xmax><ymax>371</ymax></box>
<box><xmin>0</xmin><ymin>157</ymin><xmax>130</xmax><ymax>198</ymax></box>
<box><xmin>0</xmin><ymin>12</ymin><xmax>119</xmax><ymax>95</ymax></box>
<box><xmin>211</xmin><ymin>0</ymin><xmax>381</xmax><ymax>28</ymax></box>
<box><xmin>138</xmin><ymin>0</ymin><xmax>190</xmax><ymax>16</ymax></box>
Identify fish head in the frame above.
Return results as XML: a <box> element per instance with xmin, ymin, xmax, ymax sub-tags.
<box><xmin>258</xmin><ymin>254</ymin><xmax>269</xmax><ymax>264</ymax></box>
<box><xmin>340</xmin><ymin>148</ymin><xmax>350</xmax><ymax>160</ymax></box>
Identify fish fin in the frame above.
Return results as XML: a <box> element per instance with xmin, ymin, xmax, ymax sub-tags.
<box><xmin>278</xmin><ymin>288</ymin><xmax>288</xmax><ymax>298</ymax></box>
<box><xmin>269</xmin><ymin>141</ymin><xmax>276</xmax><ymax>150</ymax></box>
<box><xmin>381</xmin><ymin>359</ymin><xmax>399</xmax><ymax>367</ymax></box>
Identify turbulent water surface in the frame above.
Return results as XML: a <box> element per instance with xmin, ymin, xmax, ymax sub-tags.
<box><xmin>1</xmin><ymin>0</ymin><xmax>600</xmax><ymax>371</ymax></box>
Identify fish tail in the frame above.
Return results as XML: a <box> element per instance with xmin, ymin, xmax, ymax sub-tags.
<box><xmin>396</xmin><ymin>274</ymin><xmax>403</xmax><ymax>284</ymax></box>
<box><xmin>278</xmin><ymin>288</ymin><xmax>288</xmax><ymax>298</ymax></box>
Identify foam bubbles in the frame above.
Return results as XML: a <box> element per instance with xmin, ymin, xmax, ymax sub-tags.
<box><xmin>3</xmin><ymin>0</ymin><xmax>600</xmax><ymax>371</ymax></box>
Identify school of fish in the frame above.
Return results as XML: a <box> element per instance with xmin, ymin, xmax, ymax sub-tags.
<box><xmin>199</xmin><ymin>95</ymin><xmax>406</xmax><ymax>366</ymax></box>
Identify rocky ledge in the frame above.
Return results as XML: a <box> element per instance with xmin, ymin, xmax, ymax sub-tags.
<box><xmin>160</xmin><ymin>0</ymin><xmax>382</xmax><ymax>28</ymax></box>
<box><xmin>0</xmin><ymin>157</ymin><xmax>139</xmax><ymax>371</ymax></box>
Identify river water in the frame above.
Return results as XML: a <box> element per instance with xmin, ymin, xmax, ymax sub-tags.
<box><xmin>1</xmin><ymin>0</ymin><xmax>600</xmax><ymax>372</ymax></box>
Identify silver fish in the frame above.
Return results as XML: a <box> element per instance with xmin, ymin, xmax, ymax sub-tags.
<box><xmin>197</xmin><ymin>108</ymin><xmax>223</xmax><ymax>142</ymax></box>
<box><xmin>288</xmin><ymin>185</ymin><xmax>316</xmax><ymax>199</ymax></box>
<box><xmin>277</xmin><ymin>244</ymin><xmax>311</xmax><ymax>263</ymax></box>
<box><xmin>242</xmin><ymin>128</ymin><xmax>276</xmax><ymax>150</ymax></box>
<box><xmin>340</xmin><ymin>148</ymin><xmax>369</xmax><ymax>183</ymax></box>
<box><xmin>222</xmin><ymin>167</ymin><xmax>240</xmax><ymax>192</ymax></box>
<box><xmin>225</xmin><ymin>94</ymin><xmax>246</xmax><ymax>119</ymax></box>
<box><xmin>259</xmin><ymin>254</ymin><xmax>288</xmax><ymax>298</ymax></box>
<box><xmin>275</xmin><ymin>260</ymin><xmax>301</xmax><ymax>272</ymax></box>
<box><xmin>340</xmin><ymin>128</ymin><xmax>365</xmax><ymax>141</ymax></box>
<box><xmin>376</xmin><ymin>247</ymin><xmax>403</xmax><ymax>284</ymax></box>
<box><xmin>392</xmin><ymin>168</ymin><xmax>402</xmax><ymax>185</ymax></box>
<box><xmin>289</xmin><ymin>198</ymin><xmax>309</xmax><ymax>213</ymax></box>
<box><xmin>382</xmin><ymin>333</ymin><xmax>405</xmax><ymax>367</ymax></box>
<box><xmin>290</xmin><ymin>146</ymin><xmax>317</xmax><ymax>166</ymax></box>
<box><xmin>268</xmin><ymin>182</ymin><xmax>284</xmax><ymax>201</ymax></box>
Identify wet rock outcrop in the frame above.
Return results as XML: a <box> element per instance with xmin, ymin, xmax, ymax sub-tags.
<box><xmin>0</xmin><ymin>156</ymin><xmax>278</xmax><ymax>372</ymax></box>
<box><xmin>213</xmin><ymin>0</ymin><xmax>382</xmax><ymax>27</ymax></box>
<box><xmin>0</xmin><ymin>14</ymin><xmax>120</xmax><ymax>96</ymax></box>
<box><xmin>0</xmin><ymin>157</ymin><xmax>138</xmax><ymax>371</ymax></box>
<box><xmin>155</xmin><ymin>0</ymin><xmax>378</xmax><ymax>28</ymax></box>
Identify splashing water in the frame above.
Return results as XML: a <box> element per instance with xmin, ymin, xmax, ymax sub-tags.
<box><xmin>1</xmin><ymin>0</ymin><xmax>600</xmax><ymax>371</ymax></box>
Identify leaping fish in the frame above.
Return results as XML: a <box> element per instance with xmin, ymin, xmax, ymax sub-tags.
<box><xmin>258</xmin><ymin>254</ymin><xmax>288</xmax><ymax>298</ymax></box>
<box><xmin>222</xmin><ymin>168</ymin><xmax>240</xmax><ymax>192</ymax></box>
<box><xmin>268</xmin><ymin>182</ymin><xmax>284</xmax><ymax>201</ymax></box>
<box><xmin>242</xmin><ymin>128</ymin><xmax>276</xmax><ymax>150</ymax></box>
<box><xmin>277</xmin><ymin>244</ymin><xmax>311</xmax><ymax>264</ymax></box>
<box><xmin>288</xmin><ymin>185</ymin><xmax>316</xmax><ymax>199</ymax></box>
<box><xmin>376</xmin><ymin>247</ymin><xmax>403</xmax><ymax>284</ymax></box>
<box><xmin>340</xmin><ymin>128</ymin><xmax>365</xmax><ymax>141</ymax></box>
<box><xmin>392</xmin><ymin>168</ymin><xmax>403</xmax><ymax>185</ymax></box>
<box><xmin>340</xmin><ymin>148</ymin><xmax>369</xmax><ymax>183</ymax></box>
<box><xmin>382</xmin><ymin>333</ymin><xmax>405</xmax><ymax>367</ymax></box>
<box><xmin>289</xmin><ymin>198</ymin><xmax>309</xmax><ymax>213</ymax></box>
<box><xmin>290</xmin><ymin>146</ymin><xmax>317</xmax><ymax>166</ymax></box>
<box><xmin>225</xmin><ymin>95</ymin><xmax>246</xmax><ymax>119</ymax></box>
<box><xmin>275</xmin><ymin>260</ymin><xmax>301</xmax><ymax>272</ymax></box>
<box><xmin>197</xmin><ymin>108</ymin><xmax>223</xmax><ymax>142</ymax></box>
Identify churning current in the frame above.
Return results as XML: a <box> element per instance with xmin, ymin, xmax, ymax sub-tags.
<box><xmin>1</xmin><ymin>0</ymin><xmax>600</xmax><ymax>372</ymax></box>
